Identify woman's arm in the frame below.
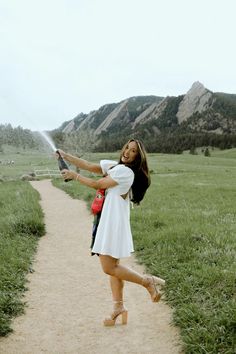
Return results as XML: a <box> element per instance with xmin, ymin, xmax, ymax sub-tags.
<box><xmin>57</xmin><ymin>149</ymin><xmax>102</xmax><ymax>174</ymax></box>
<box><xmin>61</xmin><ymin>169</ymin><xmax>117</xmax><ymax>190</ymax></box>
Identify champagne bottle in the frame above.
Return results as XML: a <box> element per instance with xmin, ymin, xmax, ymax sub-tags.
<box><xmin>56</xmin><ymin>150</ymin><xmax>72</xmax><ymax>182</ymax></box>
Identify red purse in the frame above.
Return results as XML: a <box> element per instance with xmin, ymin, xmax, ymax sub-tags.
<box><xmin>91</xmin><ymin>189</ymin><xmax>105</xmax><ymax>215</ymax></box>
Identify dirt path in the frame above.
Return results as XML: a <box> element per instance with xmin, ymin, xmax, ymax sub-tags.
<box><xmin>0</xmin><ymin>180</ymin><xmax>182</xmax><ymax>354</ymax></box>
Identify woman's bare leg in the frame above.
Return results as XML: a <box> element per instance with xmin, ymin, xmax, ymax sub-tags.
<box><xmin>109</xmin><ymin>259</ymin><xmax>125</xmax><ymax>312</ymax></box>
<box><xmin>99</xmin><ymin>255</ymin><xmax>165</xmax><ymax>302</ymax></box>
<box><xmin>110</xmin><ymin>275</ymin><xmax>124</xmax><ymax>301</ymax></box>
<box><xmin>100</xmin><ymin>255</ymin><xmax>143</xmax><ymax>285</ymax></box>
<box><xmin>109</xmin><ymin>260</ymin><xmax>124</xmax><ymax>302</ymax></box>
<box><xmin>103</xmin><ymin>259</ymin><xmax>127</xmax><ymax>325</ymax></box>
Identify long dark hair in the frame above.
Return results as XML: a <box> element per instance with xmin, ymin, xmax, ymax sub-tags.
<box><xmin>119</xmin><ymin>139</ymin><xmax>151</xmax><ymax>204</ymax></box>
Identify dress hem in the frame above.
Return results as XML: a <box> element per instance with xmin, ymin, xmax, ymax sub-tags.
<box><xmin>91</xmin><ymin>250</ymin><xmax>134</xmax><ymax>259</ymax></box>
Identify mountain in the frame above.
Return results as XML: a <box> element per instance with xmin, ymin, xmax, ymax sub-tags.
<box><xmin>55</xmin><ymin>82</ymin><xmax>236</xmax><ymax>152</ymax></box>
<box><xmin>1</xmin><ymin>82</ymin><xmax>235</xmax><ymax>154</ymax></box>
<box><xmin>58</xmin><ymin>95</ymin><xmax>163</xmax><ymax>134</ymax></box>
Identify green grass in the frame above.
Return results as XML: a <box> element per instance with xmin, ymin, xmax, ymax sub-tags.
<box><xmin>133</xmin><ymin>153</ymin><xmax>236</xmax><ymax>353</ymax></box>
<box><xmin>53</xmin><ymin>149</ymin><xmax>236</xmax><ymax>354</ymax></box>
<box><xmin>0</xmin><ymin>145</ymin><xmax>57</xmax><ymax>180</ymax></box>
<box><xmin>0</xmin><ymin>181</ymin><xmax>45</xmax><ymax>336</ymax></box>
<box><xmin>1</xmin><ymin>146</ymin><xmax>236</xmax><ymax>352</ymax></box>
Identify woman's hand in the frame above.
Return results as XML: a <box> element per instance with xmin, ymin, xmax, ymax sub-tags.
<box><xmin>56</xmin><ymin>149</ymin><xmax>66</xmax><ymax>158</ymax></box>
<box><xmin>54</xmin><ymin>149</ymin><xmax>65</xmax><ymax>160</ymax></box>
<box><xmin>61</xmin><ymin>169</ymin><xmax>78</xmax><ymax>181</ymax></box>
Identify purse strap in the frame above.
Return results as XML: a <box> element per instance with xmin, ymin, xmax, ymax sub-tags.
<box><xmin>120</xmin><ymin>190</ymin><xmax>130</xmax><ymax>200</ymax></box>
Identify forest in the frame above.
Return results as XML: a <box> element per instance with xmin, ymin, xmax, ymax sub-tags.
<box><xmin>1</xmin><ymin>123</ymin><xmax>236</xmax><ymax>155</ymax></box>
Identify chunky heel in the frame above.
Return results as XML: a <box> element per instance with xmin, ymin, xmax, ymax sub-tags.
<box><xmin>103</xmin><ymin>301</ymin><xmax>128</xmax><ymax>326</ymax></box>
<box><xmin>121</xmin><ymin>310</ymin><xmax>128</xmax><ymax>325</ymax></box>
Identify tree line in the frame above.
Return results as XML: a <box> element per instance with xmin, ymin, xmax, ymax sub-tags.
<box><xmin>0</xmin><ymin>124</ymin><xmax>38</xmax><ymax>151</ymax></box>
<box><xmin>94</xmin><ymin>132</ymin><xmax>236</xmax><ymax>154</ymax></box>
<box><xmin>1</xmin><ymin>123</ymin><xmax>236</xmax><ymax>155</ymax></box>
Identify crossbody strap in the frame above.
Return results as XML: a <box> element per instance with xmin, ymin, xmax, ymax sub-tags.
<box><xmin>120</xmin><ymin>190</ymin><xmax>130</xmax><ymax>200</ymax></box>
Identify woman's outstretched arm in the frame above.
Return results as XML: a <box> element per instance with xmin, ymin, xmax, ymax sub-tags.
<box><xmin>56</xmin><ymin>149</ymin><xmax>102</xmax><ymax>174</ymax></box>
<box><xmin>61</xmin><ymin>169</ymin><xmax>117</xmax><ymax>190</ymax></box>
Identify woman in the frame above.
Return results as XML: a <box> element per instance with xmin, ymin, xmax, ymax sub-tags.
<box><xmin>57</xmin><ymin>139</ymin><xmax>165</xmax><ymax>326</ymax></box>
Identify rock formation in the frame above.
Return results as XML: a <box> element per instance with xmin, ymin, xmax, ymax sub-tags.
<box><xmin>176</xmin><ymin>81</ymin><xmax>212</xmax><ymax>123</ymax></box>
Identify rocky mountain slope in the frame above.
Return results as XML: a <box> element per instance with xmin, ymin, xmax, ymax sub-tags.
<box><xmin>58</xmin><ymin>82</ymin><xmax>236</xmax><ymax>140</ymax></box>
<box><xmin>176</xmin><ymin>81</ymin><xmax>213</xmax><ymax>123</ymax></box>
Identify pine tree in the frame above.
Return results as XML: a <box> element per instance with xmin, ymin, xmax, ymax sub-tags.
<box><xmin>204</xmin><ymin>147</ymin><xmax>210</xmax><ymax>157</ymax></box>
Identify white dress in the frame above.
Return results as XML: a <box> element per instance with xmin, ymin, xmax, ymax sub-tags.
<box><xmin>91</xmin><ymin>160</ymin><xmax>134</xmax><ymax>259</ymax></box>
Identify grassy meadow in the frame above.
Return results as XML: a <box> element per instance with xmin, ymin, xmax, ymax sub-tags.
<box><xmin>134</xmin><ymin>150</ymin><xmax>236</xmax><ymax>353</ymax></box>
<box><xmin>0</xmin><ymin>145</ymin><xmax>57</xmax><ymax>180</ymax></box>
<box><xmin>0</xmin><ymin>145</ymin><xmax>235</xmax><ymax>353</ymax></box>
<box><xmin>0</xmin><ymin>180</ymin><xmax>45</xmax><ymax>336</ymax></box>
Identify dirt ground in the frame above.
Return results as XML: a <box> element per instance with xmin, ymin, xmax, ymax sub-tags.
<box><xmin>0</xmin><ymin>179</ymin><xmax>182</xmax><ymax>354</ymax></box>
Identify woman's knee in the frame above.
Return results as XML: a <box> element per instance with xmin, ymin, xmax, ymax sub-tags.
<box><xmin>100</xmin><ymin>256</ymin><xmax>117</xmax><ymax>276</ymax></box>
<box><xmin>103</xmin><ymin>266</ymin><xmax>115</xmax><ymax>276</ymax></box>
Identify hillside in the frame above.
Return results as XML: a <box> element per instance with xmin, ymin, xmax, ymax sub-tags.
<box><xmin>58</xmin><ymin>96</ymin><xmax>163</xmax><ymax>134</ymax></box>
<box><xmin>1</xmin><ymin>82</ymin><xmax>235</xmax><ymax>154</ymax></box>
<box><xmin>59</xmin><ymin>82</ymin><xmax>236</xmax><ymax>135</ymax></box>
<box><xmin>53</xmin><ymin>82</ymin><xmax>236</xmax><ymax>152</ymax></box>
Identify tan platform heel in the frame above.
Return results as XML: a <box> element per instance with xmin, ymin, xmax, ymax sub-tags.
<box><xmin>103</xmin><ymin>301</ymin><xmax>128</xmax><ymax>326</ymax></box>
<box><xmin>143</xmin><ymin>275</ymin><xmax>165</xmax><ymax>302</ymax></box>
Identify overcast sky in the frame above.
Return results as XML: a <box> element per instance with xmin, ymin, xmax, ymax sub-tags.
<box><xmin>0</xmin><ymin>0</ymin><xmax>235</xmax><ymax>131</ymax></box>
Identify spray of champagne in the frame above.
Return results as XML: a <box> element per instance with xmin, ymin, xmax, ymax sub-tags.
<box><xmin>39</xmin><ymin>131</ymin><xmax>72</xmax><ymax>182</ymax></box>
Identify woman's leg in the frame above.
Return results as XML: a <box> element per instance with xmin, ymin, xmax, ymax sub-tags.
<box><xmin>109</xmin><ymin>260</ymin><xmax>124</xmax><ymax>302</ymax></box>
<box><xmin>109</xmin><ymin>260</ymin><xmax>125</xmax><ymax>311</ymax></box>
<box><xmin>100</xmin><ymin>255</ymin><xmax>144</xmax><ymax>284</ymax></box>
<box><xmin>99</xmin><ymin>255</ymin><xmax>165</xmax><ymax>302</ymax></box>
<box><xmin>110</xmin><ymin>275</ymin><xmax>124</xmax><ymax>301</ymax></box>
<box><xmin>103</xmin><ymin>259</ymin><xmax>127</xmax><ymax>326</ymax></box>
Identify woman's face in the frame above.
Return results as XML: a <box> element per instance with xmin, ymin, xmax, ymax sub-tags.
<box><xmin>121</xmin><ymin>141</ymin><xmax>138</xmax><ymax>164</ymax></box>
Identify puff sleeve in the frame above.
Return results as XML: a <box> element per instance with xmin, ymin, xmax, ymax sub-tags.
<box><xmin>108</xmin><ymin>164</ymin><xmax>134</xmax><ymax>189</ymax></box>
<box><xmin>100</xmin><ymin>160</ymin><xmax>117</xmax><ymax>175</ymax></box>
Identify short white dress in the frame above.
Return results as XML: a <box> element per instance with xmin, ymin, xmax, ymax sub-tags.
<box><xmin>91</xmin><ymin>160</ymin><xmax>134</xmax><ymax>259</ymax></box>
